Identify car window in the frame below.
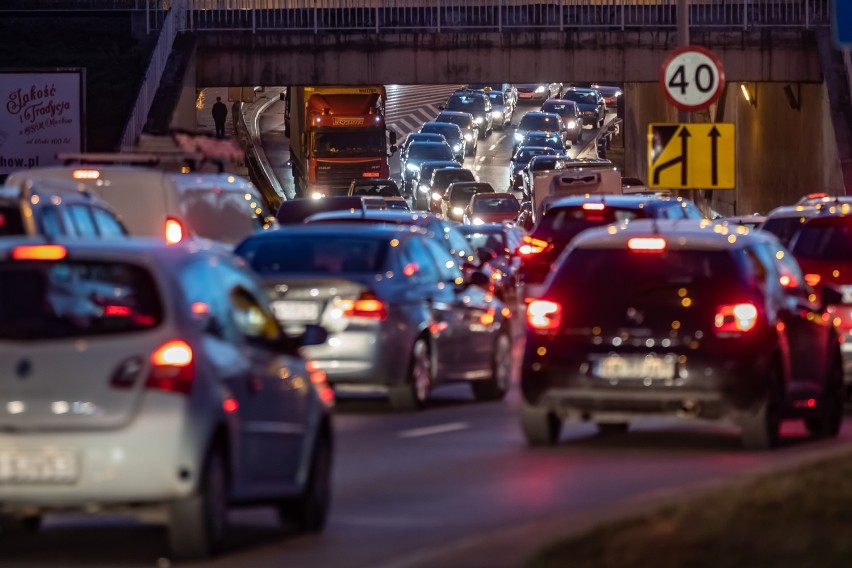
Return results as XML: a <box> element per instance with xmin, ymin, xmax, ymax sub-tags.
<box><xmin>229</xmin><ymin>287</ymin><xmax>281</xmax><ymax>341</ymax></box>
<box><xmin>401</xmin><ymin>237</ymin><xmax>440</xmax><ymax>283</ymax></box>
<box><xmin>178</xmin><ymin>258</ymin><xmax>232</xmax><ymax>340</ymax></box>
<box><xmin>790</xmin><ymin>219</ymin><xmax>852</xmax><ymax>260</ymax></box>
<box><xmin>0</xmin><ymin>207</ymin><xmax>26</xmax><ymax>236</ymax></box>
<box><xmin>68</xmin><ymin>205</ymin><xmax>98</xmax><ymax>237</ymax></box>
<box><xmin>180</xmin><ymin>189</ymin><xmax>272</xmax><ymax>246</ymax></box>
<box><xmin>681</xmin><ymin>202</ymin><xmax>704</xmax><ymax>219</ymax></box>
<box><xmin>422</xmin><ymin>237</ymin><xmax>465</xmax><ymax>284</ymax></box>
<box><xmin>237</xmin><ymin>235</ymin><xmax>389</xmax><ymax>275</ymax></box>
<box><xmin>39</xmin><ymin>206</ymin><xmax>64</xmax><ymax>238</ymax></box>
<box><xmin>91</xmin><ymin>207</ymin><xmax>126</xmax><ymax>237</ymax></box>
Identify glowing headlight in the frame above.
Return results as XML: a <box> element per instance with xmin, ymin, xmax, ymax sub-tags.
<box><xmin>431</xmin><ymin>192</ymin><xmax>442</xmax><ymax>201</ymax></box>
<box><xmin>567</xmin><ymin>120</ymin><xmax>577</xmax><ymax>129</ymax></box>
<box><xmin>310</xmin><ymin>192</ymin><xmax>324</xmax><ymax>200</ymax></box>
<box><xmin>615</xmin><ymin>91</ymin><xmax>622</xmax><ymax>97</ymax></box>
<box><xmin>492</xmin><ymin>111</ymin><xmax>503</xmax><ymax>118</ymax></box>
<box><xmin>453</xmin><ymin>207</ymin><xmax>464</xmax><ymax>216</ymax></box>
<box><xmin>473</xmin><ymin>218</ymin><xmax>484</xmax><ymax>225</ymax></box>
<box><xmin>464</xmin><ymin>133</ymin><xmax>473</xmax><ymax>141</ymax></box>
<box><xmin>406</xmin><ymin>163</ymin><xmax>420</xmax><ymax>172</ymax></box>
<box><xmin>474</xmin><ymin>117</ymin><xmax>484</xmax><ymax>124</ymax></box>
<box><xmin>535</xmin><ymin>86</ymin><xmax>546</xmax><ymax>93</ymax></box>
<box><xmin>419</xmin><ymin>184</ymin><xmax>430</xmax><ymax>193</ymax></box>
<box><xmin>453</xmin><ymin>144</ymin><xmax>462</xmax><ymax>152</ymax></box>
<box><xmin>514</xmin><ymin>133</ymin><xmax>524</xmax><ymax>142</ymax></box>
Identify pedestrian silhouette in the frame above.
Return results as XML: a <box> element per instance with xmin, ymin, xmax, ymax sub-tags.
<box><xmin>212</xmin><ymin>96</ymin><xmax>228</xmax><ymax>139</ymax></box>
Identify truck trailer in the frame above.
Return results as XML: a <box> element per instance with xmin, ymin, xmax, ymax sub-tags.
<box><xmin>284</xmin><ymin>86</ymin><xmax>397</xmax><ymax>198</ymax></box>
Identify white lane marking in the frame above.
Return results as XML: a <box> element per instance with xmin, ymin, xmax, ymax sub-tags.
<box><xmin>489</xmin><ymin>144</ymin><xmax>497</xmax><ymax>151</ymax></box>
<box><xmin>475</xmin><ymin>165</ymin><xmax>482</xmax><ymax>172</ymax></box>
<box><xmin>398</xmin><ymin>422</ymin><xmax>470</xmax><ymax>438</ymax></box>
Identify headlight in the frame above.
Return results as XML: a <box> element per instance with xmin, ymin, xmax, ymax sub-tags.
<box><xmin>453</xmin><ymin>207</ymin><xmax>464</xmax><ymax>215</ymax></box>
<box><xmin>474</xmin><ymin>117</ymin><xmax>484</xmax><ymax>124</ymax></box>
<box><xmin>535</xmin><ymin>86</ymin><xmax>546</xmax><ymax>93</ymax></box>
<box><xmin>514</xmin><ymin>133</ymin><xmax>524</xmax><ymax>142</ymax></box>
<box><xmin>473</xmin><ymin>218</ymin><xmax>484</xmax><ymax>225</ymax></box>
<box><xmin>406</xmin><ymin>163</ymin><xmax>420</xmax><ymax>172</ymax></box>
<box><xmin>615</xmin><ymin>91</ymin><xmax>622</xmax><ymax>97</ymax></box>
<box><xmin>464</xmin><ymin>133</ymin><xmax>473</xmax><ymax>141</ymax></box>
<box><xmin>419</xmin><ymin>184</ymin><xmax>430</xmax><ymax>193</ymax></box>
<box><xmin>310</xmin><ymin>191</ymin><xmax>324</xmax><ymax>200</ymax></box>
<box><xmin>453</xmin><ymin>143</ymin><xmax>462</xmax><ymax>152</ymax></box>
<box><xmin>431</xmin><ymin>192</ymin><xmax>442</xmax><ymax>201</ymax></box>
<box><xmin>567</xmin><ymin>120</ymin><xmax>577</xmax><ymax>129</ymax></box>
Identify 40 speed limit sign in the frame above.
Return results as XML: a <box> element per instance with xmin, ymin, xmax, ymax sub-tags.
<box><xmin>660</xmin><ymin>46</ymin><xmax>726</xmax><ymax>111</ymax></box>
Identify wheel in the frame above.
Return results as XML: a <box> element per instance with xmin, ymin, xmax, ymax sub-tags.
<box><xmin>596</xmin><ymin>422</ymin><xmax>629</xmax><ymax>436</ymax></box>
<box><xmin>472</xmin><ymin>332</ymin><xmax>512</xmax><ymax>401</ymax></box>
<box><xmin>520</xmin><ymin>402</ymin><xmax>562</xmax><ymax>446</ymax></box>
<box><xmin>278</xmin><ymin>430</ymin><xmax>332</xmax><ymax>532</ymax></box>
<box><xmin>388</xmin><ymin>337</ymin><xmax>432</xmax><ymax>411</ymax></box>
<box><xmin>806</xmin><ymin>353</ymin><xmax>844</xmax><ymax>439</ymax></box>
<box><xmin>168</xmin><ymin>449</ymin><xmax>229</xmax><ymax>560</ymax></box>
<box><xmin>739</xmin><ymin>366</ymin><xmax>782</xmax><ymax>451</ymax></box>
<box><xmin>0</xmin><ymin>514</ymin><xmax>41</xmax><ymax>535</ymax></box>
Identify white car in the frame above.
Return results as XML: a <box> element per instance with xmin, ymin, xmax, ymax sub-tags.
<box><xmin>0</xmin><ymin>238</ymin><xmax>333</xmax><ymax>559</ymax></box>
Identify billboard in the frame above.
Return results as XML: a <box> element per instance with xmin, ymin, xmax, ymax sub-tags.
<box><xmin>0</xmin><ymin>70</ymin><xmax>85</xmax><ymax>176</ymax></box>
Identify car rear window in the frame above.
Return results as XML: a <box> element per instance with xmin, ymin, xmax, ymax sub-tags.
<box><xmin>180</xmin><ymin>189</ymin><xmax>272</xmax><ymax>245</ymax></box>
<box><xmin>537</xmin><ymin>205</ymin><xmax>645</xmax><ymax>238</ymax></box>
<box><xmin>435</xmin><ymin>171</ymin><xmax>475</xmax><ymax>185</ymax></box>
<box><xmin>519</xmin><ymin>115</ymin><xmax>560</xmax><ymax>131</ymax></box>
<box><xmin>237</xmin><ymin>236</ymin><xmax>389</xmax><ymax>275</ymax></box>
<box><xmin>473</xmin><ymin>197</ymin><xmax>519</xmax><ymax>213</ymax></box>
<box><xmin>437</xmin><ymin>114</ymin><xmax>471</xmax><ymax>128</ymax></box>
<box><xmin>421</xmin><ymin>124</ymin><xmax>459</xmax><ymax>139</ymax></box>
<box><xmin>760</xmin><ymin>216</ymin><xmax>808</xmax><ymax>247</ymax></box>
<box><xmin>541</xmin><ymin>102</ymin><xmax>575</xmax><ymax>116</ymax></box>
<box><xmin>791</xmin><ymin>218</ymin><xmax>852</xmax><ymax>260</ymax></box>
<box><xmin>0</xmin><ymin>207</ymin><xmax>25</xmax><ymax>236</ymax></box>
<box><xmin>447</xmin><ymin>94</ymin><xmax>486</xmax><ymax>112</ymax></box>
<box><xmin>408</xmin><ymin>144</ymin><xmax>454</xmax><ymax>161</ymax></box>
<box><xmin>0</xmin><ymin>261</ymin><xmax>162</xmax><ymax>339</ymax></box>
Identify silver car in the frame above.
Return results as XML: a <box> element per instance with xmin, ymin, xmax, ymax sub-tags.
<box><xmin>235</xmin><ymin>224</ymin><xmax>513</xmax><ymax>411</ymax></box>
<box><xmin>0</xmin><ymin>239</ymin><xmax>333</xmax><ymax>559</ymax></box>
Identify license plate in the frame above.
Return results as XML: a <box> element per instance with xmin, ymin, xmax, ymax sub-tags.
<box><xmin>0</xmin><ymin>450</ymin><xmax>78</xmax><ymax>484</ymax></box>
<box><xmin>272</xmin><ymin>301</ymin><xmax>320</xmax><ymax>322</ymax></box>
<box><xmin>841</xmin><ymin>286</ymin><xmax>852</xmax><ymax>304</ymax></box>
<box><xmin>518</xmin><ymin>92</ymin><xmax>532</xmax><ymax>98</ymax></box>
<box><xmin>596</xmin><ymin>356</ymin><xmax>675</xmax><ymax>380</ymax></box>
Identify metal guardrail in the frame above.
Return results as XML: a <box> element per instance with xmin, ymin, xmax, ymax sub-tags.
<box><xmin>119</xmin><ymin>0</ymin><xmax>183</xmax><ymax>149</ymax></box>
<box><xmin>182</xmin><ymin>0</ymin><xmax>830</xmax><ymax>33</ymax></box>
<box><xmin>0</xmin><ymin>1</ymin><xmax>157</xmax><ymax>10</ymax></box>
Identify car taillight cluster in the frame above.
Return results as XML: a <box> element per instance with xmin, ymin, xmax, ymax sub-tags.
<box><xmin>335</xmin><ymin>292</ymin><xmax>387</xmax><ymax>321</ymax></box>
<box><xmin>714</xmin><ymin>303</ymin><xmax>759</xmax><ymax>334</ymax></box>
<box><xmin>519</xmin><ymin>236</ymin><xmax>549</xmax><ymax>256</ymax></box>
<box><xmin>147</xmin><ymin>339</ymin><xmax>195</xmax><ymax>393</ymax></box>
<box><xmin>165</xmin><ymin>217</ymin><xmax>184</xmax><ymax>245</ymax></box>
<box><xmin>527</xmin><ymin>300</ymin><xmax>562</xmax><ymax>331</ymax></box>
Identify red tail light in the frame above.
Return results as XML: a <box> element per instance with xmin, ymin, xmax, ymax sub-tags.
<box><xmin>165</xmin><ymin>217</ymin><xmax>184</xmax><ymax>245</ymax></box>
<box><xmin>779</xmin><ymin>274</ymin><xmax>799</xmax><ymax>288</ymax></box>
<box><xmin>519</xmin><ymin>236</ymin><xmax>549</xmax><ymax>256</ymax></box>
<box><xmin>11</xmin><ymin>244</ymin><xmax>67</xmax><ymax>260</ymax></box>
<box><xmin>336</xmin><ymin>292</ymin><xmax>387</xmax><ymax>321</ymax></box>
<box><xmin>804</xmin><ymin>273</ymin><xmax>822</xmax><ymax>287</ymax></box>
<box><xmin>527</xmin><ymin>300</ymin><xmax>562</xmax><ymax>331</ymax></box>
<box><xmin>147</xmin><ymin>340</ymin><xmax>194</xmax><ymax>394</ymax></box>
<box><xmin>714</xmin><ymin>303</ymin><xmax>759</xmax><ymax>334</ymax></box>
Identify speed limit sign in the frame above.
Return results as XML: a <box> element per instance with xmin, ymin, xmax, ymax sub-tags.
<box><xmin>659</xmin><ymin>46</ymin><xmax>726</xmax><ymax>111</ymax></box>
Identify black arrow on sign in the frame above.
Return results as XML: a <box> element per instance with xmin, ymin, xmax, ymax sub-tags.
<box><xmin>708</xmin><ymin>126</ymin><xmax>721</xmax><ymax>186</ymax></box>
<box><xmin>652</xmin><ymin>126</ymin><xmax>691</xmax><ymax>186</ymax></box>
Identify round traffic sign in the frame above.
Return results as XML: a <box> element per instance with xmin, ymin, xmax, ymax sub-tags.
<box><xmin>659</xmin><ymin>45</ymin><xmax>726</xmax><ymax>111</ymax></box>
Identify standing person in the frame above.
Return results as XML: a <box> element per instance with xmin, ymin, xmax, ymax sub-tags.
<box><xmin>212</xmin><ymin>96</ymin><xmax>228</xmax><ymax>138</ymax></box>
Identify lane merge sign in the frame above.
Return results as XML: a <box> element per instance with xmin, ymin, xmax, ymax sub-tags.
<box><xmin>659</xmin><ymin>46</ymin><xmax>726</xmax><ymax>111</ymax></box>
<box><xmin>834</xmin><ymin>0</ymin><xmax>852</xmax><ymax>46</ymax></box>
<box><xmin>648</xmin><ymin>123</ymin><xmax>735</xmax><ymax>189</ymax></box>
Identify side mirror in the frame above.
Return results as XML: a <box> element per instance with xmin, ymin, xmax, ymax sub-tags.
<box><xmin>389</xmin><ymin>145</ymin><xmax>398</xmax><ymax>156</ymax></box>
<box><xmin>821</xmin><ymin>285</ymin><xmax>843</xmax><ymax>309</ymax></box>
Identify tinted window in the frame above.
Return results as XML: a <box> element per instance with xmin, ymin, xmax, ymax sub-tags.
<box><xmin>473</xmin><ymin>196</ymin><xmax>520</xmax><ymax>213</ymax></box>
<box><xmin>0</xmin><ymin>207</ymin><xmax>26</xmax><ymax>236</ymax></box>
<box><xmin>0</xmin><ymin>261</ymin><xmax>162</xmax><ymax>339</ymax></box>
<box><xmin>421</xmin><ymin>124</ymin><xmax>460</xmax><ymax>139</ymax></box>
<box><xmin>237</xmin><ymin>235</ymin><xmax>389</xmax><ymax>275</ymax></box>
<box><xmin>91</xmin><ymin>207</ymin><xmax>126</xmax><ymax>237</ymax></box>
<box><xmin>446</xmin><ymin>94</ymin><xmax>487</xmax><ymax>112</ymax></box>
<box><xmin>538</xmin><ymin>206</ymin><xmax>643</xmax><ymax>236</ymax></box>
<box><xmin>408</xmin><ymin>144</ymin><xmax>454</xmax><ymax>161</ymax></box>
<box><xmin>541</xmin><ymin>102</ymin><xmax>576</xmax><ymax>116</ymax></box>
<box><xmin>428</xmin><ymin>220</ymin><xmax>473</xmax><ymax>260</ymax></box>
<box><xmin>515</xmin><ymin>148</ymin><xmax>553</xmax><ymax>162</ymax></box>
<box><xmin>39</xmin><ymin>207</ymin><xmax>63</xmax><ymax>238</ymax></box>
<box><xmin>351</xmin><ymin>183</ymin><xmax>400</xmax><ymax>197</ymax></box>
<box><xmin>450</xmin><ymin>186</ymin><xmax>493</xmax><ymax>205</ymax></box>
<box><xmin>434</xmin><ymin>170</ymin><xmax>475</xmax><ymax>187</ymax></box>
<box><xmin>276</xmin><ymin>197</ymin><xmax>363</xmax><ymax>225</ymax></box>
<box><xmin>402</xmin><ymin>237</ymin><xmax>439</xmax><ymax>283</ymax></box>
<box><xmin>178</xmin><ymin>259</ymin><xmax>231</xmax><ymax>339</ymax></box>
<box><xmin>437</xmin><ymin>114</ymin><xmax>471</xmax><ymax>128</ymax></box>
<box><xmin>422</xmin><ymin>238</ymin><xmax>465</xmax><ymax>283</ymax></box>
<box><xmin>564</xmin><ymin>91</ymin><xmax>599</xmax><ymax>105</ymax></box>
<box><xmin>519</xmin><ymin>114</ymin><xmax>561</xmax><ymax>131</ymax></box>
<box><xmin>761</xmin><ymin>216</ymin><xmax>809</xmax><ymax>247</ymax></box>
<box><xmin>68</xmin><ymin>205</ymin><xmax>97</xmax><ymax>237</ymax></box>
<box><xmin>313</xmin><ymin>131</ymin><xmax>385</xmax><ymax>158</ymax></box>
<box><xmin>180</xmin><ymin>189</ymin><xmax>271</xmax><ymax>245</ymax></box>
<box><xmin>460</xmin><ymin>229</ymin><xmax>507</xmax><ymax>253</ymax></box>
<box><xmin>791</xmin><ymin>219</ymin><xmax>852</xmax><ymax>260</ymax></box>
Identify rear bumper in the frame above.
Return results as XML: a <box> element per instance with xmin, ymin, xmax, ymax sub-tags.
<box><xmin>0</xmin><ymin>396</ymin><xmax>195</xmax><ymax>510</ymax></box>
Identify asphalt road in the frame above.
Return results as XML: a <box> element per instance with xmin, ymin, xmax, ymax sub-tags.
<box><xmin>4</xmin><ymin>87</ymin><xmax>851</xmax><ymax>568</ymax></box>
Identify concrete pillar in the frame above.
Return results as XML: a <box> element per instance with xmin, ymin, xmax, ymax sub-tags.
<box><xmin>170</xmin><ymin>50</ymin><xmax>199</xmax><ymax>132</ymax></box>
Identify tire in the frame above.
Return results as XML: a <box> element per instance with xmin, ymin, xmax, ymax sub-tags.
<box><xmin>278</xmin><ymin>430</ymin><xmax>332</xmax><ymax>533</ymax></box>
<box><xmin>596</xmin><ymin>422</ymin><xmax>629</xmax><ymax>436</ymax></box>
<box><xmin>806</xmin><ymin>352</ymin><xmax>844</xmax><ymax>439</ymax></box>
<box><xmin>0</xmin><ymin>514</ymin><xmax>41</xmax><ymax>535</ymax></box>
<box><xmin>472</xmin><ymin>332</ymin><xmax>512</xmax><ymax>401</ymax></box>
<box><xmin>520</xmin><ymin>402</ymin><xmax>562</xmax><ymax>446</ymax></box>
<box><xmin>168</xmin><ymin>450</ymin><xmax>229</xmax><ymax>560</ymax></box>
<box><xmin>388</xmin><ymin>337</ymin><xmax>432</xmax><ymax>411</ymax></box>
<box><xmin>739</xmin><ymin>366</ymin><xmax>782</xmax><ymax>451</ymax></box>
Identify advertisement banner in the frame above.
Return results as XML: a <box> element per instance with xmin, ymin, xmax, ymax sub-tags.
<box><xmin>0</xmin><ymin>70</ymin><xmax>85</xmax><ymax>176</ymax></box>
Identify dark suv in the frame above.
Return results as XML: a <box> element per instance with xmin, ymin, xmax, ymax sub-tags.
<box><xmin>520</xmin><ymin>219</ymin><xmax>844</xmax><ymax>450</ymax></box>
<box><xmin>519</xmin><ymin>195</ymin><xmax>704</xmax><ymax>297</ymax></box>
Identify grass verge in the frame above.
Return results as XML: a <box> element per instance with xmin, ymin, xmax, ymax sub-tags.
<box><xmin>526</xmin><ymin>451</ymin><xmax>852</xmax><ymax>568</ymax></box>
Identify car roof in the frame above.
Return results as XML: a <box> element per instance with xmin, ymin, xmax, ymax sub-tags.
<box><xmin>764</xmin><ymin>205</ymin><xmax>821</xmax><ymax>219</ymax></box>
<box><xmin>420</xmin><ymin>160</ymin><xmax>459</xmax><ymax>168</ymax></box>
<box><xmin>304</xmin><ymin>209</ymin><xmax>440</xmax><ymax>226</ymax></box>
<box><xmin>242</xmin><ymin>222</ymin><xmax>418</xmax><ymax>239</ymax></box>
<box><xmin>407</xmin><ymin>132</ymin><xmax>444</xmax><ymax>140</ymax></box>
<box><xmin>541</xmin><ymin>99</ymin><xmax>578</xmax><ymax>106</ymax></box>
<box><xmin>565</xmin><ymin>87</ymin><xmax>599</xmax><ymax>93</ymax></box>
<box><xmin>547</xmin><ymin>194</ymin><xmax>691</xmax><ymax>209</ymax></box>
<box><xmin>571</xmin><ymin>219</ymin><xmax>772</xmax><ymax>251</ymax></box>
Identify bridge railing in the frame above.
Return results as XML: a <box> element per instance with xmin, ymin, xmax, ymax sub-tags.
<box><xmin>181</xmin><ymin>0</ymin><xmax>830</xmax><ymax>33</ymax></box>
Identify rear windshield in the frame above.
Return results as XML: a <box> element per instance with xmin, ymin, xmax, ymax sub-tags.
<box><xmin>408</xmin><ymin>144</ymin><xmax>454</xmax><ymax>161</ymax></box>
<box><xmin>516</xmin><ymin>148</ymin><xmax>553</xmax><ymax>162</ymax></box>
<box><xmin>0</xmin><ymin>261</ymin><xmax>162</xmax><ymax>340</ymax></box>
<box><xmin>541</xmin><ymin>102</ymin><xmax>576</xmax><ymax>116</ymax></box>
<box><xmin>461</xmin><ymin>230</ymin><xmax>506</xmax><ymax>252</ymax></box>
<box><xmin>435</xmin><ymin>171</ymin><xmax>475</xmax><ymax>185</ymax></box>
<box><xmin>421</xmin><ymin>124</ymin><xmax>459</xmax><ymax>139</ymax></box>
<box><xmin>237</xmin><ymin>236</ymin><xmax>389</xmax><ymax>275</ymax></box>
<box><xmin>564</xmin><ymin>91</ymin><xmax>598</xmax><ymax>105</ymax></box>
<box><xmin>437</xmin><ymin>114</ymin><xmax>471</xmax><ymax>128</ymax></box>
<box><xmin>276</xmin><ymin>198</ymin><xmax>362</xmax><ymax>225</ymax></box>
<box><xmin>537</xmin><ymin>206</ymin><xmax>645</xmax><ymax>238</ymax></box>
<box><xmin>446</xmin><ymin>94</ymin><xmax>487</xmax><ymax>112</ymax></box>
<box><xmin>0</xmin><ymin>207</ymin><xmax>25</xmax><ymax>236</ymax></box>
<box><xmin>791</xmin><ymin>220</ymin><xmax>852</xmax><ymax>260</ymax></box>
<box><xmin>473</xmin><ymin>197</ymin><xmax>519</xmax><ymax>213</ymax></box>
<box><xmin>519</xmin><ymin>115</ymin><xmax>561</xmax><ymax>131</ymax></box>
<box><xmin>351</xmin><ymin>184</ymin><xmax>399</xmax><ymax>197</ymax></box>
<box><xmin>760</xmin><ymin>217</ymin><xmax>808</xmax><ymax>247</ymax></box>
<box><xmin>451</xmin><ymin>187</ymin><xmax>492</xmax><ymax>205</ymax></box>
<box><xmin>180</xmin><ymin>189</ymin><xmax>272</xmax><ymax>245</ymax></box>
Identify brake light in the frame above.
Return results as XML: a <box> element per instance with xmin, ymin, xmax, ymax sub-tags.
<box><xmin>103</xmin><ymin>305</ymin><xmax>132</xmax><ymax>317</ymax></box>
<box><xmin>337</xmin><ymin>293</ymin><xmax>387</xmax><ymax>320</ymax></box>
<box><xmin>582</xmin><ymin>202</ymin><xmax>605</xmax><ymax>210</ymax></box>
<box><xmin>779</xmin><ymin>274</ymin><xmax>799</xmax><ymax>288</ymax></box>
<box><xmin>628</xmin><ymin>237</ymin><xmax>666</xmax><ymax>252</ymax></box>
<box><xmin>165</xmin><ymin>217</ymin><xmax>184</xmax><ymax>245</ymax></box>
<box><xmin>11</xmin><ymin>244</ymin><xmax>67</xmax><ymax>260</ymax></box>
<box><xmin>527</xmin><ymin>300</ymin><xmax>562</xmax><ymax>331</ymax></box>
<box><xmin>714</xmin><ymin>303</ymin><xmax>759</xmax><ymax>333</ymax></box>
<box><xmin>804</xmin><ymin>273</ymin><xmax>822</xmax><ymax>287</ymax></box>
<box><xmin>519</xmin><ymin>236</ymin><xmax>549</xmax><ymax>255</ymax></box>
<box><xmin>72</xmin><ymin>169</ymin><xmax>100</xmax><ymax>180</ymax></box>
<box><xmin>147</xmin><ymin>340</ymin><xmax>194</xmax><ymax>394</ymax></box>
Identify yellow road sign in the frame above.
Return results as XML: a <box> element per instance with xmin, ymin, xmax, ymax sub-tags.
<box><xmin>647</xmin><ymin>123</ymin><xmax>735</xmax><ymax>189</ymax></box>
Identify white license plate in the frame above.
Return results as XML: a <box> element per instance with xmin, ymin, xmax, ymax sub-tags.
<box><xmin>596</xmin><ymin>356</ymin><xmax>675</xmax><ymax>380</ymax></box>
<box><xmin>518</xmin><ymin>92</ymin><xmax>532</xmax><ymax>98</ymax></box>
<box><xmin>0</xmin><ymin>450</ymin><xmax>78</xmax><ymax>484</ymax></box>
<box><xmin>272</xmin><ymin>301</ymin><xmax>320</xmax><ymax>322</ymax></box>
<box><xmin>841</xmin><ymin>286</ymin><xmax>852</xmax><ymax>304</ymax></box>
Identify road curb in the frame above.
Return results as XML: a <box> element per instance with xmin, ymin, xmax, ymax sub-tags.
<box><xmin>374</xmin><ymin>439</ymin><xmax>852</xmax><ymax>568</ymax></box>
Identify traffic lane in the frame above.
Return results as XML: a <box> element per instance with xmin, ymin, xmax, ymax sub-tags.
<box><xmin>258</xmin><ymin>98</ymin><xmax>298</xmax><ymax>200</ymax></box>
